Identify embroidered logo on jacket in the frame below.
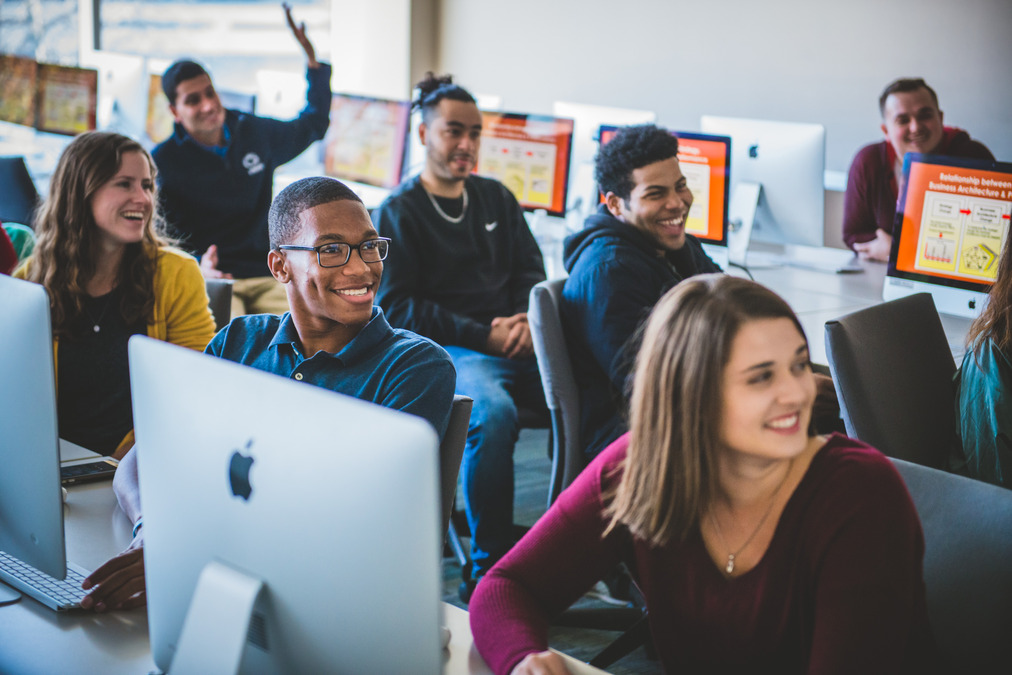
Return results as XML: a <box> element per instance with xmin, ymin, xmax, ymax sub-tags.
<box><xmin>243</xmin><ymin>152</ymin><xmax>265</xmax><ymax>175</ymax></box>
<box><xmin>485</xmin><ymin>221</ymin><xmax>498</xmax><ymax>232</ymax></box>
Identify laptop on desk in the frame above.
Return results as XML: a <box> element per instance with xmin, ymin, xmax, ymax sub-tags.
<box><xmin>0</xmin><ymin>275</ymin><xmax>91</xmax><ymax>611</ymax></box>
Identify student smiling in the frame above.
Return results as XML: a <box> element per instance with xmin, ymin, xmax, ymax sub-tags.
<box><xmin>471</xmin><ymin>275</ymin><xmax>938</xmax><ymax>675</ymax></box>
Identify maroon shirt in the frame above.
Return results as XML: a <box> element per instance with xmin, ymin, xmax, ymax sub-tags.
<box><xmin>0</xmin><ymin>224</ymin><xmax>17</xmax><ymax>275</ymax></box>
<box><xmin>842</xmin><ymin>127</ymin><xmax>994</xmax><ymax>249</ymax></box>
<box><xmin>470</xmin><ymin>433</ymin><xmax>940</xmax><ymax>674</ymax></box>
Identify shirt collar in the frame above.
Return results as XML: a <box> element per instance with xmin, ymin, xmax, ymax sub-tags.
<box><xmin>267</xmin><ymin>307</ymin><xmax>392</xmax><ymax>365</ymax></box>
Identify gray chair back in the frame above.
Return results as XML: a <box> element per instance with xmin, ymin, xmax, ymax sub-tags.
<box><xmin>440</xmin><ymin>395</ymin><xmax>472</xmax><ymax>538</ymax></box>
<box><xmin>0</xmin><ymin>156</ymin><xmax>39</xmax><ymax>227</ymax></box>
<box><xmin>204</xmin><ymin>279</ymin><xmax>234</xmax><ymax>332</ymax></box>
<box><xmin>825</xmin><ymin>293</ymin><xmax>955</xmax><ymax>469</ymax></box>
<box><xmin>529</xmin><ymin>279</ymin><xmax>583</xmax><ymax>506</ymax></box>
<box><xmin>892</xmin><ymin>458</ymin><xmax>1012</xmax><ymax>670</ymax></box>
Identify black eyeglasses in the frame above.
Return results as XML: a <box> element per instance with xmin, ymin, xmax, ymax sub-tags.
<box><xmin>277</xmin><ymin>237</ymin><xmax>390</xmax><ymax>268</ymax></box>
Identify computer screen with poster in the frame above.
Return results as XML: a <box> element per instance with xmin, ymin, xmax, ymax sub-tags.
<box><xmin>599</xmin><ymin>125</ymin><xmax>731</xmax><ymax>249</ymax></box>
<box><xmin>885</xmin><ymin>153</ymin><xmax>1012</xmax><ymax>319</ymax></box>
<box><xmin>476</xmin><ymin>111</ymin><xmax>574</xmax><ymax>217</ymax></box>
<box><xmin>322</xmin><ymin>93</ymin><xmax>411</xmax><ymax>190</ymax></box>
<box><xmin>35</xmin><ymin>64</ymin><xmax>98</xmax><ymax>136</ymax></box>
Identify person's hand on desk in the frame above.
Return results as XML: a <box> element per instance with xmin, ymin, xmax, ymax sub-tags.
<box><xmin>852</xmin><ymin>229</ymin><xmax>893</xmax><ymax>262</ymax></box>
<box><xmin>199</xmin><ymin>244</ymin><xmax>234</xmax><ymax>280</ymax></box>
<box><xmin>511</xmin><ymin>651</ymin><xmax>571</xmax><ymax>674</ymax></box>
<box><xmin>80</xmin><ymin>536</ymin><xmax>146</xmax><ymax>612</ymax></box>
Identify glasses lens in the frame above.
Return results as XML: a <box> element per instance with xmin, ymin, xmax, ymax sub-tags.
<box><xmin>318</xmin><ymin>243</ymin><xmax>350</xmax><ymax>267</ymax></box>
<box><xmin>360</xmin><ymin>239</ymin><xmax>389</xmax><ymax>262</ymax></box>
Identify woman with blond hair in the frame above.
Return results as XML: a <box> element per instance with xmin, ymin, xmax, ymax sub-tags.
<box><xmin>16</xmin><ymin>131</ymin><xmax>214</xmax><ymax>457</ymax></box>
<box><xmin>470</xmin><ymin>275</ymin><xmax>938</xmax><ymax>674</ymax></box>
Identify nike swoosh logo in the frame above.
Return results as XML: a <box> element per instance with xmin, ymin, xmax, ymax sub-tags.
<box><xmin>485</xmin><ymin>221</ymin><xmax>498</xmax><ymax>232</ymax></box>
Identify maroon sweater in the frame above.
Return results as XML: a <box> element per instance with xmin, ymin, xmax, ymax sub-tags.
<box><xmin>470</xmin><ymin>433</ymin><xmax>940</xmax><ymax>674</ymax></box>
<box><xmin>0</xmin><ymin>224</ymin><xmax>17</xmax><ymax>275</ymax></box>
<box><xmin>842</xmin><ymin>127</ymin><xmax>994</xmax><ymax>249</ymax></box>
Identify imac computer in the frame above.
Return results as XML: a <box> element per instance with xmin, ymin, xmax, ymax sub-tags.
<box><xmin>885</xmin><ymin>153</ymin><xmax>1012</xmax><ymax>319</ymax></box>
<box><xmin>699</xmin><ymin>116</ymin><xmax>854</xmax><ymax>271</ymax></box>
<box><xmin>79</xmin><ymin>51</ymin><xmax>147</xmax><ymax>140</ymax></box>
<box><xmin>476</xmin><ymin>111</ymin><xmax>575</xmax><ymax>218</ymax></box>
<box><xmin>599</xmin><ymin>125</ymin><xmax>731</xmax><ymax>268</ymax></box>
<box><xmin>553</xmin><ymin>102</ymin><xmax>657</xmax><ymax>220</ymax></box>
<box><xmin>321</xmin><ymin>93</ymin><xmax>411</xmax><ymax>207</ymax></box>
<box><xmin>0</xmin><ymin>275</ymin><xmax>90</xmax><ymax>610</ymax></box>
<box><xmin>130</xmin><ymin>337</ymin><xmax>443</xmax><ymax>674</ymax></box>
<box><xmin>35</xmin><ymin>64</ymin><xmax>98</xmax><ymax>136</ymax></box>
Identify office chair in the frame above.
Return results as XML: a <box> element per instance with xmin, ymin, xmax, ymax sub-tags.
<box><xmin>440</xmin><ymin>396</ymin><xmax>472</xmax><ymax>539</ymax></box>
<box><xmin>0</xmin><ymin>156</ymin><xmax>40</xmax><ymax>227</ymax></box>
<box><xmin>529</xmin><ymin>278</ymin><xmax>586</xmax><ymax>506</ymax></box>
<box><xmin>528</xmin><ymin>279</ymin><xmax>652</xmax><ymax>669</ymax></box>
<box><xmin>891</xmin><ymin>458</ymin><xmax>1012</xmax><ymax>670</ymax></box>
<box><xmin>204</xmin><ymin>279</ymin><xmax>234</xmax><ymax>332</ymax></box>
<box><xmin>824</xmin><ymin>293</ymin><xmax>956</xmax><ymax>470</ymax></box>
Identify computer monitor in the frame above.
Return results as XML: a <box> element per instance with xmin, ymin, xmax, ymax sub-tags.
<box><xmin>553</xmin><ymin>102</ymin><xmax>656</xmax><ymax>217</ymax></box>
<box><xmin>700</xmin><ymin>116</ymin><xmax>825</xmax><ymax>247</ymax></box>
<box><xmin>884</xmin><ymin>153</ymin><xmax>1012</xmax><ymax>319</ymax></box>
<box><xmin>0</xmin><ymin>54</ymin><xmax>39</xmax><ymax>128</ymax></box>
<box><xmin>0</xmin><ymin>276</ymin><xmax>67</xmax><ymax>591</ymax></box>
<box><xmin>476</xmin><ymin>111</ymin><xmax>574</xmax><ymax>217</ymax></box>
<box><xmin>79</xmin><ymin>51</ymin><xmax>147</xmax><ymax>139</ymax></box>
<box><xmin>35</xmin><ymin>64</ymin><xmax>98</xmax><ymax>136</ymax></box>
<box><xmin>145</xmin><ymin>73</ymin><xmax>175</xmax><ymax>144</ymax></box>
<box><xmin>130</xmin><ymin>336</ymin><xmax>442</xmax><ymax>674</ymax></box>
<box><xmin>322</xmin><ymin>93</ymin><xmax>411</xmax><ymax>190</ymax></box>
<box><xmin>598</xmin><ymin>125</ymin><xmax>731</xmax><ymax>249</ymax></box>
<box><xmin>219</xmin><ymin>89</ymin><xmax>256</xmax><ymax>115</ymax></box>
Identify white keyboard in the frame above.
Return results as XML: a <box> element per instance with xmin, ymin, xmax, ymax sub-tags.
<box><xmin>0</xmin><ymin>549</ymin><xmax>89</xmax><ymax>611</ymax></box>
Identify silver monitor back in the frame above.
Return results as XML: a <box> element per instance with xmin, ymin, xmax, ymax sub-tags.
<box><xmin>130</xmin><ymin>336</ymin><xmax>442</xmax><ymax>674</ymax></box>
<box><xmin>0</xmin><ymin>275</ymin><xmax>66</xmax><ymax>579</ymax></box>
<box><xmin>701</xmin><ymin>115</ymin><xmax>825</xmax><ymax>247</ymax></box>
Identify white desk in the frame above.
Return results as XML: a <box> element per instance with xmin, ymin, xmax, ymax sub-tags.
<box><xmin>727</xmin><ymin>258</ymin><xmax>973</xmax><ymax>366</ymax></box>
<box><xmin>0</xmin><ymin>481</ymin><xmax>607</xmax><ymax>675</ymax></box>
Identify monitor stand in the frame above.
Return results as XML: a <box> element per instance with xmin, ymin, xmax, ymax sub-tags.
<box><xmin>0</xmin><ymin>584</ymin><xmax>22</xmax><ymax>606</ymax></box>
<box><xmin>727</xmin><ymin>181</ymin><xmax>782</xmax><ymax>268</ymax></box>
<box><xmin>170</xmin><ymin>560</ymin><xmax>264</xmax><ymax>674</ymax></box>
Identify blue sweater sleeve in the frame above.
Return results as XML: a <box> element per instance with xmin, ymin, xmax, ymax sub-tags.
<box><xmin>259</xmin><ymin>62</ymin><xmax>333</xmax><ymax>166</ymax></box>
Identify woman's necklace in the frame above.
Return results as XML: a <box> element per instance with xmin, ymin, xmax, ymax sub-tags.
<box><xmin>84</xmin><ymin>293</ymin><xmax>115</xmax><ymax>333</ymax></box>
<box><xmin>708</xmin><ymin>459</ymin><xmax>794</xmax><ymax>575</ymax></box>
<box><xmin>424</xmin><ymin>187</ymin><xmax>468</xmax><ymax>224</ymax></box>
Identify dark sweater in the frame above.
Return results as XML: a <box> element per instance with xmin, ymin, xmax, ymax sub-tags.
<box><xmin>152</xmin><ymin>63</ymin><xmax>332</xmax><ymax>279</ymax></box>
<box><xmin>561</xmin><ymin>205</ymin><xmax>721</xmax><ymax>457</ymax></box>
<box><xmin>373</xmin><ymin>174</ymin><xmax>546</xmax><ymax>351</ymax></box>
<box><xmin>470</xmin><ymin>433</ymin><xmax>940</xmax><ymax>675</ymax></box>
<box><xmin>842</xmin><ymin>127</ymin><xmax>994</xmax><ymax>249</ymax></box>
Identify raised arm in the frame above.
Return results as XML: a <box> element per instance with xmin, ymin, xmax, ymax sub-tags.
<box><xmin>283</xmin><ymin>2</ymin><xmax>319</xmax><ymax>68</ymax></box>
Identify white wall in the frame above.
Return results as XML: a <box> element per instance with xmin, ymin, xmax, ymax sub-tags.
<box><xmin>436</xmin><ymin>0</ymin><xmax>1012</xmax><ymax>173</ymax></box>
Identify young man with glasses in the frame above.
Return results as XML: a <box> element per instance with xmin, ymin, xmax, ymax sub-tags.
<box><xmin>373</xmin><ymin>74</ymin><xmax>547</xmax><ymax>600</ymax></box>
<box><xmin>79</xmin><ymin>176</ymin><xmax>454</xmax><ymax>613</ymax></box>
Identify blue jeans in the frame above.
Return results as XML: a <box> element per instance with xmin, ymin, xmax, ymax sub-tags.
<box><xmin>444</xmin><ymin>346</ymin><xmax>545</xmax><ymax>578</ymax></box>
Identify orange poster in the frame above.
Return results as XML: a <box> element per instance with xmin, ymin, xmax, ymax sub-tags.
<box><xmin>36</xmin><ymin>64</ymin><xmax>97</xmax><ymax>136</ymax></box>
<box><xmin>895</xmin><ymin>160</ymin><xmax>1012</xmax><ymax>285</ymax></box>
<box><xmin>477</xmin><ymin>112</ymin><xmax>573</xmax><ymax>216</ymax></box>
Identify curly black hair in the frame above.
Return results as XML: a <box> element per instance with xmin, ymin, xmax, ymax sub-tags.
<box><xmin>595</xmin><ymin>124</ymin><xmax>680</xmax><ymax>201</ymax></box>
<box><xmin>413</xmin><ymin>72</ymin><xmax>476</xmax><ymax>124</ymax></box>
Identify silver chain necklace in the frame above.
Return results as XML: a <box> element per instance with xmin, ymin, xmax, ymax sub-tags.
<box><xmin>708</xmin><ymin>459</ymin><xmax>794</xmax><ymax>575</ymax></box>
<box><xmin>424</xmin><ymin>187</ymin><xmax>468</xmax><ymax>224</ymax></box>
<box><xmin>84</xmin><ymin>293</ymin><xmax>115</xmax><ymax>333</ymax></box>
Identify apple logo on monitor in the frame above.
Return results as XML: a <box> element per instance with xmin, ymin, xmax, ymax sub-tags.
<box><xmin>969</xmin><ymin>299</ymin><xmax>976</xmax><ymax>310</ymax></box>
<box><xmin>229</xmin><ymin>439</ymin><xmax>255</xmax><ymax>501</ymax></box>
<box><xmin>748</xmin><ymin>144</ymin><xmax>759</xmax><ymax>159</ymax></box>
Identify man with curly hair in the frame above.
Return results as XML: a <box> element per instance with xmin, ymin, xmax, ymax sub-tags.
<box><xmin>562</xmin><ymin>124</ymin><xmax>721</xmax><ymax>459</ymax></box>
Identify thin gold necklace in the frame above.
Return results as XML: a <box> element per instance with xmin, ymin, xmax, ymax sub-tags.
<box><xmin>708</xmin><ymin>459</ymin><xmax>794</xmax><ymax>576</ymax></box>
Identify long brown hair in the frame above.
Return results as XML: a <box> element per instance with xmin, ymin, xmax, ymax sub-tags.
<box><xmin>605</xmin><ymin>275</ymin><xmax>808</xmax><ymax>548</ymax></box>
<box><xmin>967</xmin><ymin>232</ymin><xmax>1012</xmax><ymax>355</ymax></box>
<box><xmin>24</xmin><ymin>131</ymin><xmax>171</xmax><ymax>337</ymax></box>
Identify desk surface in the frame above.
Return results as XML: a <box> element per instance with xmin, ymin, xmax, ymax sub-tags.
<box><xmin>727</xmin><ymin>257</ymin><xmax>973</xmax><ymax>366</ymax></box>
<box><xmin>0</xmin><ymin>481</ymin><xmax>606</xmax><ymax>675</ymax></box>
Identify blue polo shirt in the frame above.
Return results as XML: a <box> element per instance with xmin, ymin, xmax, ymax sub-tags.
<box><xmin>205</xmin><ymin>307</ymin><xmax>455</xmax><ymax>439</ymax></box>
